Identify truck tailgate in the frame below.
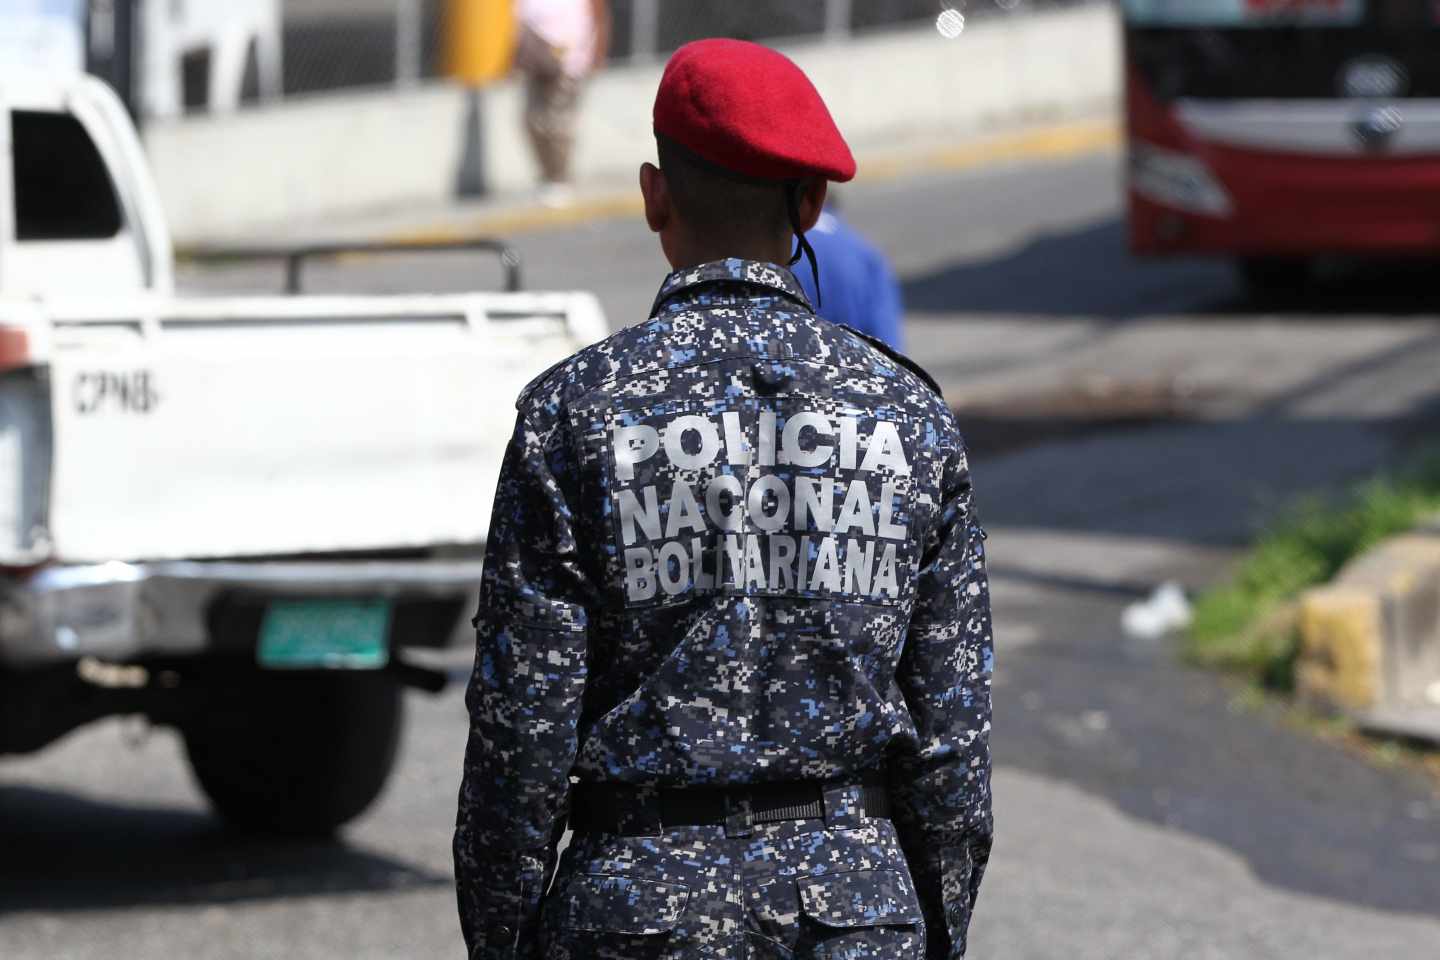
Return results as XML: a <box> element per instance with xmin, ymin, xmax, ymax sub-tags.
<box><xmin>37</xmin><ymin>291</ymin><xmax>605</xmax><ymax>563</ymax></box>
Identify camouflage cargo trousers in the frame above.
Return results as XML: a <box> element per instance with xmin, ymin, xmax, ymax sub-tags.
<box><xmin>540</xmin><ymin>789</ymin><xmax>926</xmax><ymax>959</ymax></box>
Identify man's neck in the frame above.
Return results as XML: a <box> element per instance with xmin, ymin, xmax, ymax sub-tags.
<box><xmin>668</xmin><ymin>237</ymin><xmax>792</xmax><ymax>272</ymax></box>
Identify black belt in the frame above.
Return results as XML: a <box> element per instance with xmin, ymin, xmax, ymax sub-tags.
<box><xmin>569</xmin><ymin>778</ymin><xmax>891</xmax><ymax>835</ymax></box>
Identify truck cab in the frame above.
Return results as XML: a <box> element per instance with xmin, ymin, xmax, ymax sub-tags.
<box><xmin>0</xmin><ymin>72</ymin><xmax>172</xmax><ymax>299</ymax></box>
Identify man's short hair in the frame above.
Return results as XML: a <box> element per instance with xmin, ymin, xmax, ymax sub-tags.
<box><xmin>656</xmin><ymin>135</ymin><xmax>792</xmax><ymax>240</ymax></box>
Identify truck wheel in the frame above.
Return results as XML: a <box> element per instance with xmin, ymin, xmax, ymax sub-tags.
<box><xmin>1236</xmin><ymin>256</ymin><xmax>1310</xmax><ymax>300</ymax></box>
<box><xmin>182</xmin><ymin>671</ymin><xmax>404</xmax><ymax>836</ymax></box>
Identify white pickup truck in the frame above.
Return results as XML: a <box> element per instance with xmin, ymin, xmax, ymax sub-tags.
<box><xmin>0</xmin><ymin>72</ymin><xmax>605</xmax><ymax>833</ymax></box>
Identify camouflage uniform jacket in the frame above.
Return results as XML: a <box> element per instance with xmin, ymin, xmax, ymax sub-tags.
<box><xmin>454</xmin><ymin>258</ymin><xmax>994</xmax><ymax>959</ymax></box>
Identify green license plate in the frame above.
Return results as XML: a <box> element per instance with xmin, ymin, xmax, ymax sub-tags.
<box><xmin>257</xmin><ymin>599</ymin><xmax>392</xmax><ymax>670</ymax></box>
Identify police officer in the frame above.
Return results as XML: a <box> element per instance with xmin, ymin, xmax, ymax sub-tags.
<box><xmin>455</xmin><ymin>38</ymin><xmax>993</xmax><ymax>960</ymax></box>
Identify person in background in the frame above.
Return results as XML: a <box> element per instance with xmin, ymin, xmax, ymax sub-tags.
<box><xmin>514</xmin><ymin>0</ymin><xmax>610</xmax><ymax>207</ymax></box>
<box><xmin>796</xmin><ymin>201</ymin><xmax>906</xmax><ymax>351</ymax></box>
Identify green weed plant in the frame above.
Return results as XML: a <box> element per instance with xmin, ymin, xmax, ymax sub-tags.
<box><xmin>1185</xmin><ymin>456</ymin><xmax>1440</xmax><ymax>689</ymax></box>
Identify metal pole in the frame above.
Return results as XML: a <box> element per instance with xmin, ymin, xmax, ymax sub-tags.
<box><xmin>455</xmin><ymin>86</ymin><xmax>488</xmax><ymax>198</ymax></box>
<box><xmin>396</xmin><ymin>0</ymin><xmax>421</xmax><ymax>85</ymax></box>
<box><xmin>285</xmin><ymin>254</ymin><xmax>303</xmax><ymax>295</ymax></box>
<box><xmin>113</xmin><ymin>0</ymin><xmax>138</xmax><ymax>119</ymax></box>
<box><xmin>86</xmin><ymin>0</ymin><xmax>116</xmax><ymax>66</ymax></box>
<box><xmin>630</xmin><ymin>0</ymin><xmax>658</xmax><ymax>63</ymax></box>
<box><xmin>824</xmin><ymin>0</ymin><xmax>852</xmax><ymax>40</ymax></box>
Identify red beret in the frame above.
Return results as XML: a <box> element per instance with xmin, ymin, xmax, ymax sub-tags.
<box><xmin>653</xmin><ymin>39</ymin><xmax>856</xmax><ymax>183</ymax></box>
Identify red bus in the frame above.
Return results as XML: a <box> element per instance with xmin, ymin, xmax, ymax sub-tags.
<box><xmin>1122</xmin><ymin>0</ymin><xmax>1440</xmax><ymax>290</ymax></box>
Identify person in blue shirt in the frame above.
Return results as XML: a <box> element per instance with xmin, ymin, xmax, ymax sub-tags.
<box><xmin>796</xmin><ymin>205</ymin><xmax>906</xmax><ymax>351</ymax></box>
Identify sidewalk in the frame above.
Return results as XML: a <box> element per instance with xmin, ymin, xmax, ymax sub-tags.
<box><xmin>152</xmin><ymin>4</ymin><xmax>1120</xmax><ymax>241</ymax></box>
<box><xmin>179</xmin><ymin>118</ymin><xmax>1120</xmax><ymax>252</ymax></box>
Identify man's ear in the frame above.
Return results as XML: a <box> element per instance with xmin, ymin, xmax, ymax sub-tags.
<box><xmin>639</xmin><ymin>162</ymin><xmax>671</xmax><ymax>234</ymax></box>
<box><xmin>795</xmin><ymin>178</ymin><xmax>828</xmax><ymax>234</ymax></box>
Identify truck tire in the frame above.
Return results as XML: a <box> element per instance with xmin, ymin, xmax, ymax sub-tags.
<box><xmin>182</xmin><ymin>671</ymin><xmax>404</xmax><ymax>836</ymax></box>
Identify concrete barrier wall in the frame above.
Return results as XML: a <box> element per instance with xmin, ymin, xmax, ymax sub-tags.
<box><xmin>146</xmin><ymin>4</ymin><xmax>1120</xmax><ymax>241</ymax></box>
<box><xmin>1299</xmin><ymin>532</ymin><xmax>1440</xmax><ymax>713</ymax></box>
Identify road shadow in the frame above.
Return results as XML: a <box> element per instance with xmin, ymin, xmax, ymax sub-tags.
<box><xmin>970</xmin><ymin>414</ymin><xmax>1437</xmax><ymax>546</ymax></box>
<box><xmin>903</xmin><ymin>217</ymin><xmax>1440</xmax><ymax>321</ymax></box>
<box><xmin>0</xmin><ymin>784</ymin><xmax>447</xmax><ymax>914</ymax></box>
<box><xmin>895</xmin><ymin>209</ymin><xmax>1440</xmax><ymax>544</ymax></box>
<box><xmin>1213</xmin><ymin>257</ymin><xmax>1440</xmax><ymax>318</ymax></box>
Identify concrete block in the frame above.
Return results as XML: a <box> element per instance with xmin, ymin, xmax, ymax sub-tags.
<box><xmin>1357</xmin><ymin>705</ymin><xmax>1440</xmax><ymax>747</ymax></box>
<box><xmin>1297</xmin><ymin>534</ymin><xmax>1440</xmax><ymax>713</ymax></box>
<box><xmin>146</xmin><ymin>84</ymin><xmax>470</xmax><ymax>241</ymax></box>
<box><xmin>1297</xmin><ymin>587</ymin><xmax>1383</xmax><ymax>711</ymax></box>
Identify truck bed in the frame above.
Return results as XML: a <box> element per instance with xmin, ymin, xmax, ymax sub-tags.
<box><xmin>1</xmin><ymin>290</ymin><xmax>605</xmax><ymax>564</ymax></box>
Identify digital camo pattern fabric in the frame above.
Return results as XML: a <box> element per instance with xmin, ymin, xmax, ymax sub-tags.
<box><xmin>455</xmin><ymin>259</ymin><xmax>993</xmax><ymax>960</ymax></box>
<box><xmin>544</xmin><ymin>812</ymin><xmax>925</xmax><ymax>959</ymax></box>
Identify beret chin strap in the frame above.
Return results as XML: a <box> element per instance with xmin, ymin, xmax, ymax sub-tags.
<box><xmin>785</xmin><ymin>181</ymin><xmax>821</xmax><ymax>310</ymax></box>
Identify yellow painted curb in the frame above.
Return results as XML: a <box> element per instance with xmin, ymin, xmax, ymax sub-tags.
<box><xmin>390</xmin><ymin>119</ymin><xmax>1121</xmax><ymax>243</ymax></box>
<box><xmin>859</xmin><ymin>121</ymin><xmax>1121</xmax><ymax>184</ymax></box>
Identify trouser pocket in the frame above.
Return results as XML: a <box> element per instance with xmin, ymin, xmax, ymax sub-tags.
<box><xmin>749</xmin><ymin>868</ymin><xmax>926</xmax><ymax>960</ymax></box>
<box><xmin>801</xmin><ymin>869</ymin><xmax>925</xmax><ymax>960</ymax></box>
<box><xmin>542</xmin><ymin>873</ymin><xmax>696</xmax><ymax>960</ymax></box>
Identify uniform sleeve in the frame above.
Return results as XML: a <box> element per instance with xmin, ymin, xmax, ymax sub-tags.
<box><xmin>889</xmin><ymin>437</ymin><xmax>994</xmax><ymax>960</ymax></box>
<box><xmin>454</xmin><ymin>409</ymin><xmax>592</xmax><ymax>959</ymax></box>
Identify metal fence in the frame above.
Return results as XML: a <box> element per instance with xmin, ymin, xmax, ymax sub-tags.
<box><xmin>614</xmin><ymin>0</ymin><xmax>1100</xmax><ymax>62</ymax></box>
<box><xmin>275</xmin><ymin>0</ymin><xmax>1105</xmax><ymax>98</ymax></box>
<box><xmin>280</xmin><ymin>0</ymin><xmax>446</xmax><ymax>95</ymax></box>
<box><xmin>76</xmin><ymin>0</ymin><xmax>1105</xmax><ymax>112</ymax></box>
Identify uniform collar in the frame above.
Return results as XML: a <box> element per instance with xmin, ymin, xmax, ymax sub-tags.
<box><xmin>650</xmin><ymin>258</ymin><xmax>813</xmax><ymax>316</ymax></box>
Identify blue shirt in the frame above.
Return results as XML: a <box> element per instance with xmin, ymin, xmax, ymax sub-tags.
<box><xmin>796</xmin><ymin>210</ymin><xmax>905</xmax><ymax>351</ymax></box>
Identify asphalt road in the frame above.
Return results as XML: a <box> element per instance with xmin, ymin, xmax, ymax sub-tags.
<box><xmin>6</xmin><ymin>148</ymin><xmax>1440</xmax><ymax>958</ymax></box>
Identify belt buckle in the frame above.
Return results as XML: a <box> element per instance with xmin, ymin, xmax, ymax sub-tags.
<box><xmin>723</xmin><ymin>789</ymin><xmax>754</xmax><ymax>838</ymax></box>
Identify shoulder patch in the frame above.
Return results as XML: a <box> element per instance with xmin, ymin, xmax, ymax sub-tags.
<box><xmin>838</xmin><ymin>325</ymin><xmax>944</xmax><ymax>398</ymax></box>
<box><xmin>515</xmin><ymin>354</ymin><xmax>571</xmax><ymax>410</ymax></box>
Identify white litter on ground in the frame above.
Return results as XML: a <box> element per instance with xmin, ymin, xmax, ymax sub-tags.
<box><xmin>1121</xmin><ymin>580</ymin><xmax>1194</xmax><ymax>641</ymax></box>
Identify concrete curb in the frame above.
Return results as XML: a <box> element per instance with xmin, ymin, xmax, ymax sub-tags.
<box><xmin>1298</xmin><ymin>529</ymin><xmax>1440</xmax><ymax>745</ymax></box>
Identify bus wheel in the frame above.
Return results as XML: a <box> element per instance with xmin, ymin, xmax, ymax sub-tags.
<box><xmin>1236</xmin><ymin>257</ymin><xmax>1311</xmax><ymax>299</ymax></box>
<box><xmin>182</xmin><ymin>671</ymin><xmax>404</xmax><ymax>837</ymax></box>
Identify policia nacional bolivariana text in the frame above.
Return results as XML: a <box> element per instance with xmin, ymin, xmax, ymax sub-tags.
<box><xmin>615</xmin><ymin>410</ymin><xmax>913</xmax><ymax>604</ymax></box>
